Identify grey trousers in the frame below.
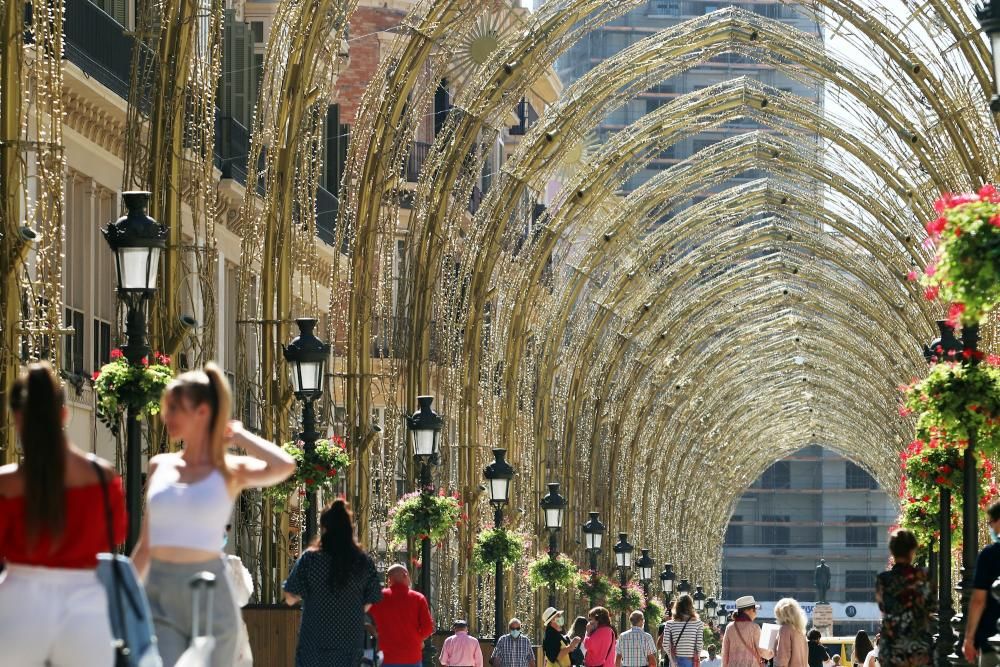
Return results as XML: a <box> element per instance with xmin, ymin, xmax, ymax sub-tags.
<box><xmin>146</xmin><ymin>558</ymin><xmax>240</xmax><ymax>667</ymax></box>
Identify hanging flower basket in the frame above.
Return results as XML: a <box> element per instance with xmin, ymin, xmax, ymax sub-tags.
<box><xmin>388</xmin><ymin>489</ymin><xmax>463</xmax><ymax>549</ymax></box>
<box><xmin>577</xmin><ymin>571</ymin><xmax>614</xmax><ymax>603</ymax></box>
<box><xmin>900</xmin><ymin>360</ymin><xmax>1000</xmax><ymax>455</ymax></box>
<box><xmin>607</xmin><ymin>581</ymin><xmax>645</xmax><ymax>613</ymax></box>
<box><xmin>527</xmin><ymin>554</ymin><xmax>580</xmax><ymax>592</ymax></box>
<box><xmin>471</xmin><ymin>527</ymin><xmax>526</xmax><ymax>573</ymax></box>
<box><xmin>918</xmin><ymin>186</ymin><xmax>1000</xmax><ymax>325</ymax></box>
<box><xmin>93</xmin><ymin>350</ymin><xmax>174</xmax><ymax>436</ymax></box>
<box><xmin>896</xmin><ymin>435</ymin><xmax>998</xmax><ymax>550</ymax></box>
<box><xmin>260</xmin><ymin>435</ymin><xmax>351</xmax><ymax>511</ymax></box>
<box><xmin>644</xmin><ymin>598</ymin><xmax>665</xmax><ymax>628</ymax></box>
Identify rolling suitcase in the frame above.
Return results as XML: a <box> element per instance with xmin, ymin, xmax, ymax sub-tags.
<box><xmin>175</xmin><ymin>572</ymin><xmax>217</xmax><ymax>667</ymax></box>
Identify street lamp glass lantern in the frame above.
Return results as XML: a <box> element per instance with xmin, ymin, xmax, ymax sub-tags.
<box><xmin>660</xmin><ymin>563</ymin><xmax>675</xmax><ymax>594</ymax></box>
<box><xmin>582</xmin><ymin>512</ymin><xmax>605</xmax><ymax>552</ymax></box>
<box><xmin>613</xmin><ymin>533</ymin><xmax>633</xmax><ymax>569</ymax></box>
<box><xmin>406</xmin><ymin>395</ymin><xmax>443</xmax><ymax>460</ymax></box>
<box><xmin>282</xmin><ymin>318</ymin><xmax>330</xmax><ymax>399</ymax></box>
<box><xmin>977</xmin><ymin>2</ymin><xmax>1000</xmax><ymax>104</ymax></box>
<box><xmin>677</xmin><ymin>579</ymin><xmax>691</xmax><ymax>595</ymax></box>
<box><xmin>637</xmin><ymin>549</ymin><xmax>655</xmax><ymax>583</ymax></box>
<box><xmin>705</xmin><ymin>597</ymin><xmax>718</xmax><ymax>616</ymax></box>
<box><xmin>483</xmin><ymin>448</ymin><xmax>515</xmax><ymax>505</ymax></box>
<box><xmin>103</xmin><ymin>192</ymin><xmax>166</xmax><ymax>294</ymax></box>
<box><xmin>540</xmin><ymin>482</ymin><xmax>567</xmax><ymax>530</ymax></box>
<box><xmin>717</xmin><ymin>606</ymin><xmax>727</xmax><ymax>628</ymax></box>
<box><xmin>693</xmin><ymin>586</ymin><xmax>706</xmax><ymax>611</ymax></box>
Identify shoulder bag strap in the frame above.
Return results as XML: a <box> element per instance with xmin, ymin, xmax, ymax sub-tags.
<box><xmin>669</xmin><ymin>621</ymin><xmax>690</xmax><ymax>659</ymax></box>
<box><xmin>89</xmin><ymin>457</ymin><xmax>129</xmax><ymax>650</ymax></box>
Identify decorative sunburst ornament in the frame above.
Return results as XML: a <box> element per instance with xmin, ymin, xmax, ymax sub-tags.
<box><xmin>447</xmin><ymin>5</ymin><xmax>527</xmax><ymax>85</ymax></box>
<box><xmin>558</xmin><ymin>131</ymin><xmax>600</xmax><ymax>178</ymax></box>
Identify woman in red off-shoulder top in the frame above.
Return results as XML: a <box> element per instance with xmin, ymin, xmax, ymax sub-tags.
<box><xmin>0</xmin><ymin>362</ymin><xmax>127</xmax><ymax>666</ymax></box>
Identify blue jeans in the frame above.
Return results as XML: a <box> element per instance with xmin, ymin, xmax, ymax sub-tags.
<box><xmin>673</xmin><ymin>658</ymin><xmax>694</xmax><ymax>667</ymax></box>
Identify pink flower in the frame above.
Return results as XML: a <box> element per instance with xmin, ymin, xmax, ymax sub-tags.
<box><xmin>991</xmin><ymin>215</ymin><xmax>1000</xmax><ymax>229</ymax></box>
<box><xmin>980</xmin><ymin>184</ymin><xmax>997</xmax><ymax>200</ymax></box>
<box><xmin>110</xmin><ymin>349</ymin><xmax>123</xmax><ymax>360</ymax></box>
<box><xmin>924</xmin><ymin>286</ymin><xmax>939</xmax><ymax>300</ymax></box>
<box><xmin>906</xmin><ymin>270</ymin><xmax>918</xmax><ymax>281</ymax></box>
<box><xmin>92</xmin><ymin>371</ymin><xmax>100</xmax><ymax>380</ymax></box>
<box><xmin>946</xmin><ymin>303</ymin><xmax>965</xmax><ymax>327</ymax></box>
<box><xmin>926</xmin><ymin>216</ymin><xmax>947</xmax><ymax>236</ymax></box>
<box><xmin>924</xmin><ymin>263</ymin><xmax>936</xmax><ymax>277</ymax></box>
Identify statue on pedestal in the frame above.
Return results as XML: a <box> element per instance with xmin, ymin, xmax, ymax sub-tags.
<box><xmin>814</xmin><ymin>559</ymin><xmax>831</xmax><ymax>603</ymax></box>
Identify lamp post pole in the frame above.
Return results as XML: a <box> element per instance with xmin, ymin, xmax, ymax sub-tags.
<box><xmin>103</xmin><ymin>191</ymin><xmax>165</xmax><ymax>552</ymax></box>
<box><xmin>582</xmin><ymin>512</ymin><xmax>605</xmax><ymax>610</ymax></box>
<box><xmin>613</xmin><ymin>533</ymin><xmax>634</xmax><ymax>631</ymax></box>
<box><xmin>282</xmin><ymin>318</ymin><xmax>330</xmax><ymax>545</ymax></box>
<box><xmin>406</xmin><ymin>395</ymin><xmax>443</xmax><ymax>667</ymax></box>
<box><xmin>660</xmin><ymin>563</ymin><xmax>675</xmax><ymax>610</ymax></box>
<box><xmin>637</xmin><ymin>549</ymin><xmax>655</xmax><ymax>632</ymax></box>
<box><xmin>483</xmin><ymin>448</ymin><xmax>514</xmax><ymax>639</ymax></box>
<box><xmin>541</xmin><ymin>482</ymin><xmax>567</xmax><ymax>608</ymax></box>
<box><xmin>954</xmin><ymin>324</ymin><xmax>980</xmax><ymax>665</ymax></box>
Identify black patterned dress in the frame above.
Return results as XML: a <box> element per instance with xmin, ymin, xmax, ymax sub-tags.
<box><xmin>875</xmin><ymin>563</ymin><xmax>935</xmax><ymax>666</ymax></box>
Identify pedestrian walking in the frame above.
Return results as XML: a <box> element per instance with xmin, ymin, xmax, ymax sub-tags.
<box><xmin>571</xmin><ymin>616</ymin><xmax>589</xmax><ymax>667</ymax></box>
<box><xmin>772</xmin><ymin>598</ymin><xmax>807</xmax><ymax>667</ymax></box>
<box><xmin>965</xmin><ymin>500</ymin><xmax>1000</xmax><ymax>666</ymax></box>
<box><xmin>440</xmin><ymin>619</ymin><xmax>483</xmax><ymax>667</ymax></box>
<box><xmin>852</xmin><ymin>631</ymin><xmax>873</xmax><ymax>667</ymax></box>
<box><xmin>543</xmin><ymin>606</ymin><xmax>582</xmax><ymax>667</ymax></box>
<box><xmin>0</xmin><ymin>362</ymin><xmax>128</xmax><ymax>666</ymax></box>
<box><xmin>664</xmin><ymin>594</ymin><xmax>703</xmax><ymax>667</ymax></box>
<box><xmin>875</xmin><ymin>528</ymin><xmax>932</xmax><ymax>666</ymax></box>
<box><xmin>655</xmin><ymin>607</ymin><xmax>673</xmax><ymax>664</ymax></box>
<box><xmin>702</xmin><ymin>645</ymin><xmax>720</xmax><ymax>667</ymax></box>
<box><xmin>132</xmin><ymin>363</ymin><xmax>296</xmax><ymax>666</ymax></box>
<box><xmin>584</xmin><ymin>606</ymin><xmax>618</xmax><ymax>667</ymax></box>
<box><xmin>616</xmin><ymin>610</ymin><xmax>657</xmax><ymax>667</ymax></box>
<box><xmin>369</xmin><ymin>563</ymin><xmax>435</xmax><ymax>667</ymax></box>
<box><xmin>492</xmin><ymin>618</ymin><xmax>536</xmax><ymax>667</ymax></box>
<box><xmin>283</xmin><ymin>500</ymin><xmax>384</xmax><ymax>667</ymax></box>
<box><xmin>722</xmin><ymin>595</ymin><xmax>773</xmax><ymax>667</ymax></box>
<box><xmin>805</xmin><ymin>630</ymin><xmax>829</xmax><ymax>667</ymax></box>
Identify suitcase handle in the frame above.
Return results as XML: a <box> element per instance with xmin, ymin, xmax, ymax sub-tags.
<box><xmin>189</xmin><ymin>571</ymin><xmax>216</xmax><ymax>640</ymax></box>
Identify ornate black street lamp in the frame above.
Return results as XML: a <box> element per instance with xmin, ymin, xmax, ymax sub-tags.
<box><xmin>705</xmin><ymin>596</ymin><xmax>718</xmax><ymax>626</ymax></box>
<box><xmin>483</xmin><ymin>448</ymin><xmax>514</xmax><ymax>638</ymax></box>
<box><xmin>540</xmin><ymin>482</ymin><xmax>567</xmax><ymax>607</ymax></box>
<box><xmin>693</xmin><ymin>586</ymin><xmax>706</xmax><ymax>613</ymax></box>
<box><xmin>406</xmin><ymin>395</ymin><xmax>443</xmax><ymax>598</ymax></box>
<box><xmin>976</xmin><ymin>2</ymin><xmax>1000</xmax><ymax>112</ymax></box>
<box><xmin>582</xmin><ymin>512</ymin><xmax>605</xmax><ymax>608</ymax></box>
<box><xmin>613</xmin><ymin>533</ymin><xmax>634</xmax><ymax>630</ymax></box>
<box><xmin>637</xmin><ymin>549</ymin><xmax>655</xmax><ymax>630</ymax></box>
<box><xmin>677</xmin><ymin>578</ymin><xmax>692</xmax><ymax>598</ymax></box>
<box><xmin>283</xmin><ymin>317</ymin><xmax>329</xmax><ymax>544</ymax></box>
<box><xmin>406</xmin><ymin>395</ymin><xmax>442</xmax><ymax>667</ymax></box>
<box><xmin>103</xmin><ymin>191</ymin><xmax>165</xmax><ymax>551</ymax></box>
<box><xmin>716</xmin><ymin>604</ymin><xmax>728</xmax><ymax>631</ymax></box>
<box><xmin>660</xmin><ymin>563</ymin><xmax>675</xmax><ymax>607</ymax></box>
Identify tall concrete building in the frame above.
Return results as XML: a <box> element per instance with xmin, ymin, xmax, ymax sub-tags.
<box><xmin>554</xmin><ymin>1</ymin><xmax>823</xmax><ymax>194</ymax></box>
<box><xmin>721</xmin><ymin>445</ymin><xmax>897</xmax><ymax>635</ymax></box>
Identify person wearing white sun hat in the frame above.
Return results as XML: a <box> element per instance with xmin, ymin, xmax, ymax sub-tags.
<box><xmin>721</xmin><ymin>596</ymin><xmax>774</xmax><ymax>667</ymax></box>
<box><xmin>543</xmin><ymin>607</ymin><xmax>582</xmax><ymax>667</ymax></box>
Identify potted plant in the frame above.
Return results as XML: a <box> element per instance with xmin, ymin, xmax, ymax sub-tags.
<box><xmin>527</xmin><ymin>554</ymin><xmax>580</xmax><ymax>592</ymax></box>
<box><xmin>387</xmin><ymin>489</ymin><xmax>463</xmax><ymax>549</ymax></box>
<box><xmin>644</xmin><ymin>597</ymin><xmax>665</xmax><ymax>628</ymax></box>
<box><xmin>918</xmin><ymin>185</ymin><xmax>1000</xmax><ymax>325</ymax></box>
<box><xmin>607</xmin><ymin>581</ymin><xmax>645</xmax><ymax>613</ymax></box>
<box><xmin>471</xmin><ymin>527</ymin><xmax>525</xmax><ymax>573</ymax></box>
<box><xmin>261</xmin><ymin>435</ymin><xmax>351</xmax><ymax>511</ymax></box>
<box><xmin>578</xmin><ymin>571</ymin><xmax>614</xmax><ymax>603</ymax></box>
<box><xmin>92</xmin><ymin>350</ymin><xmax>174</xmax><ymax>436</ymax></box>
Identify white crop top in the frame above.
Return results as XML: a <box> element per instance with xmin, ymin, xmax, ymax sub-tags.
<box><xmin>147</xmin><ymin>459</ymin><xmax>233</xmax><ymax>551</ymax></box>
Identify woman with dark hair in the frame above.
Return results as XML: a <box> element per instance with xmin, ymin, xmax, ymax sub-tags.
<box><xmin>0</xmin><ymin>362</ymin><xmax>127</xmax><ymax>665</ymax></box>
<box><xmin>571</xmin><ymin>616</ymin><xmax>589</xmax><ymax>667</ymax></box>
<box><xmin>133</xmin><ymin>363</ymin><xmax>296</xmax><ymax>666</ymax></box>
<box><xmin>284</xmin><ymin>499</ymin><xmax>383</xmax><ymax>667</ymax></box>
<box><xmin>584</xmin><ymin>606</ymin><xmax>618</xmax><ymax>667</ymax></box>
<box><xmin>806</xmin><ymin>630</ymin><xmax>830</xmax><ymax>667</ymax></box>
<box><xmin>875</xmin><ymin>529</ymin><xmax>933</xmax><ymax>666</ymax></box>
<box><xmin>722</xmin><ymin>596</ymin><xmax>773</xmax><ymax>667</ymax></box>
<box><xmin>852</xmin><ymin>631</ymin><xmax>873</xmax><ymax>667</ymax></box>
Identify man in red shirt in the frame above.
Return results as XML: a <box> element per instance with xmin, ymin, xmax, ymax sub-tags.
<box><xmin>369</xmin><ymin>564</ymin><xmax>435</xmax><ymax>667</ymax></box>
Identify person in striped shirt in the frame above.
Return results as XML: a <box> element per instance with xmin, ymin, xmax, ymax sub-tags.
<box><xmin>616</xmin><ymin>611</ymin><xmax>657</xmax><ymax>667</ymax></box>
<box><xmin>663</xmin><ymin>595</ymin><xmax>703</xmax><ymax>667</ymax></box>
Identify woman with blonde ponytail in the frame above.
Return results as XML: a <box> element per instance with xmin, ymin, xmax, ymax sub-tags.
<box><xmin>0</xmin><ymin>362</ymin><xmax>127</xmax><ymax>665</ymax></box>
<box><xmin>133</xmin><ymin>362</ymin><xmax>295</xmax><ymax>666</ymax></box>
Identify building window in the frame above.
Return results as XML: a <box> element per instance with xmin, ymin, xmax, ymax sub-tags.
<box><xmin>93</xmin><ymin>319</ymin><xmax>112</xmax><ymax>368</ymax></box>
<box><xmin>648</xmin><ymin>1</ymin><xmax>679</xmax><ymax>15</ymax></box>
<box><xmin>725</xmin><ymin>515</ymin><xmax>743</xmax><ymax>546</ymax></box>
<box><xmin>761</xmin><ymin>515</ymin><xmax>790</xmax><ymax>546</ymax></box>
<box><xmin>846</xmin><ymin>461</ymin><xmax>877</xmax><ymax>489</ymax></box>
<box><xmin>846</xmin><ymin>515</ymin><xmax>878</xmax><ymax>547</ymax></box>
<box><xmin>250</xmin><ymin>21</ymin><xmax>264</xmax><ymax>43</ymax></box>
<box><xmin>760</xmin><ymin>461</ymin><xmax>791</xmax><ymax>489</ymax></box>
<box><xmin>64</xmin><ymin>308</ymin><xmax>85</xmax><ymax>373</ymax></box>
<box><xmin>845</xmin><ymin>570</ymin><xmax>877</xmax><ymax>602</ymax></box>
